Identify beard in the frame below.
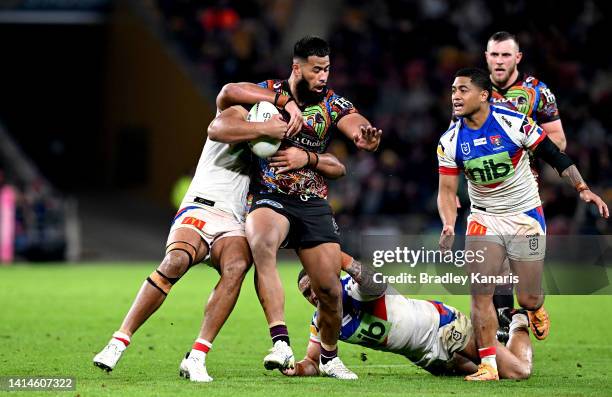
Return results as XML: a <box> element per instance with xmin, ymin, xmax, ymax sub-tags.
<box><xmin>295</xmin><ymin>77</ymin><xmax>326</xmax><ymax>105</ymax></box>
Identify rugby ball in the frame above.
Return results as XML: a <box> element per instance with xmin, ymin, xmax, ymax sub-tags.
<box><xmin>247</xmin><ymin>101</ymin><xmax>282</xmax><ymax>158</ymax></box>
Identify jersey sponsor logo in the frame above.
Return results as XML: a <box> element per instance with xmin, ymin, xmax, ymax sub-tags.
<box><xmin>473</xmin><ymin>137</ymin><xmax>487</xmax><ymax>146</ymax></box>
<box><xmin>181</xmin><ymin>216</ymin><xmax>206</xmax><ymax>231</ymax></box>
<box><xmin>541</xmin><ymin>87</ymin><xmax>556</xmax><ymax>103</ymax></box>
<box><xmin>345</xmin><ymin>313</ymin><xmax>391</xmax><ymax>347</ymax></box>
<box><xmin>255</xmin><ymin>199</ymin><xmax>283</xmax><ymax>209</ymax></box>
<box><xmin>500</xmin><ymin>115</ymin><xmax>513</xmax><ymax>128</ymax></box>
<box><xmin>461</xmin><ymin>142</ymin><xmax>471</xmax><ymax>155</ymax></box>
<box><xmin>333</xmin><ymin>97</ymin><xmax>354</xmax><ymax>111</ymax></box>
<box><xmin>463</xmin><ymin>152</ymin><xmax>514</xmax><ymax>184</ymax></box>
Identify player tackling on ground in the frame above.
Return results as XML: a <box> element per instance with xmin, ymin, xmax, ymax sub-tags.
<box><xmin>212</xmin><ymin>36</ymin><xmax>382</xmax><ymax>379</ymax></box>
<box><xmin>485</xmin><ymin>31</ymin><xmax>567</xmax><ymax>339</ymax></box>
<box><xmin>437</xmin><ymin>67</ymin><xmax>608</xmax><ymax>381</ymax></box>
<box><xmin>92</xmin><ymin>80</ymin><xmax>345</xmax><ymax>381</ymax></box>
<box><xmin>285</xmin><ymin>254</ymin><xmax>533</xmax><ymax>379</ymax></box>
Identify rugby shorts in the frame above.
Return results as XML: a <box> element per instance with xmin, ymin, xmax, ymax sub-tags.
<box><xmin>466</xmin><ymin>206</ymin><xmax>546</xmax><ymax>261</ymax></box>
<box><xmin>169</xmin><ymin>203</ymin><xmax>246</xmax><ymax>260</ymax></box>
<box><xmin>249</xmin><ymin>192</ymin><xmax>340</xmax><ymax>249</ymax></box>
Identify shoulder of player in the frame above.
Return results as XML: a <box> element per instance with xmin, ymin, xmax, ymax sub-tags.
<box><xmin>491</xmin><ymin>104</ymin><xmax>526</xmax><ymax>126</ymax></box>
<box><xmin>439</xmin><ymin>120</ymin><xmax>461</xmax><ymax>144</ymax></box>
<box><xmin>522</xmin><ymin>74</ymin><xmax>550</xmax><ymax>90</ymax></box>
<box><xmin>257</xmin><ymin>79</ymin><xmax>285</xmax><ymax>92</ymax></box>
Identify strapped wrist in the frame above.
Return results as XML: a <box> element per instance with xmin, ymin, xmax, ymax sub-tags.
<box><xmin>576</xmin><ymin>182</ymin><xmax>590</xmax><ymax>193</ymax></box>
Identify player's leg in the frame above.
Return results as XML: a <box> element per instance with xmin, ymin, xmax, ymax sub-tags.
<box><xmin>510</xmin><ymin>258</ymin><xmax>549</xmax><ymax>340</ymax></box>
<box><xmin>245</xmin><ymin>207</ymin><xmax>293</xmax><ymax>369</ymax></box>
<box><xmin>298</xmin><ymin>243</ymin><xmax>357</xmax><ymax>379</ymax></box>
<box><xmin>496</xmin><ymin>310</ymin><xmax>533</xmax><ymax>380</ymax></box>
<box><xmin>465</xmin><ymin>238</ymin><xmax>506</xmax><ymax>381</ymax></box>
<box><xmin>180</xmin><ymin>236</ymin><xmax>252</xmax><ymax>382</ymax></box>
<box><xmin>94</xmin><ymin>227</ymin><xmax>207</xmax><ymax>371</ymax></box>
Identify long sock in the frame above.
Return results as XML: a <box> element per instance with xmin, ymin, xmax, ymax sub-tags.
<box><xmin>479</xmin><ymin>346</ymin><xmax>497</xmax><ymax>370</ymax></box>
<box><xmin>112</xmin><ymin>331</ymin><xmax>131</xmax><ymax>347</ymax></box>
<box><xmin>320</xmin><ymin>346</ymin><xmax>337</xmax><ymax>365</ymax></box>
<box><xmin>270</xmin><ymin>324</ymin><xmax>290</xmax><ymax>345</ymax></box>
<box><xmin>493</xmin><ymin>283</ymin><xmax>514</xmax><ymax>310</ymax></box>
<box><xmin>190</xmin><ymin>338</ymin><xmax>212</xmax><ymax>359</ymax></box>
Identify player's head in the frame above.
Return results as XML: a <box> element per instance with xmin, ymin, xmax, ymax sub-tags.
<box><xmin>297</xmin><ymin>269</ymin><xmax>318</xmax><ymax>307</ymax></box>
<box><xmin>292</xmin><ymin>36</ymin><xmax>330</xmax><ymax>104</ymax></box>
<box><xmin>485</xmin><ymin>31</ymin><xmax>523</xmax><ymax>87</ymax></box>
<box><xmin>452</xmin><ymin>68</ymin><xmax>492</xmax><ymax>117</ymax></box>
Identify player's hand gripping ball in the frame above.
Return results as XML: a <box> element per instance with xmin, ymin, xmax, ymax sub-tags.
<box><xmin>248</xmin><ymin>101</ymin><xmax>282</xmax><ymax>158</ymax></box>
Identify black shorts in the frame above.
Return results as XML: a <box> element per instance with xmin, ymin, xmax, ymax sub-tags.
<box><xmin>249</xmin><ymin>192</ymin><xmax>340</xmax><ymax>249</ymax></box>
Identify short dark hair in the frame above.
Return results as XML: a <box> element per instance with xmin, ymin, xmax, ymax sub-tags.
<box><xmin>488</xmin><ymin>31</ymin><xmax>520</xmax><ymax>50</ymax></box>
<box><xmin>455</xmin><ymin>67</ymin><xmax>492</xmax><ymax>100</ymax></box>
<box><xmin>297</xmin><ymin>268</ymin><xmax>308</xmax><ymax>286</ymax></box>
<box><xmin>293</xmin><ymin>36</ymin><xmax>330</xmax><ymax>60</ymax></box>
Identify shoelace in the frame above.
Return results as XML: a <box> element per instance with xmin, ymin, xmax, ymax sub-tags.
<box><xmin>327</xmin><ymin>359</ymin><xmax>353</xmax><ymax>375</ymax></box>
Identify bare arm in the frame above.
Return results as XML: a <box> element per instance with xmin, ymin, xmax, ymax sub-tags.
<box><xmin>216</xmin><ymin>82</ymin><xmax>303</xmax><ymax>136</ymax></box>
<box><xmin>268</xmin><ymin>147</ymin><xmax>346</xmax><ymax>179</ymax></box>
<box><xmin>281</xmin><ymin>341</ymin><xmax>321</xmax><ymax>377</ymax></box>
<box><xmin>532</xmin><ymin>137</ymin><xmax>608</xmax><ymax>218</ymax></box>
<box><xmin>541</xmin><ymin>119</ymin><xmax>567</xmax><ymax>151</ymax></box>
<box><xmin>337</xmin><ymin>113</ymin><xmax>382</xmax><ymax>152</ymax></box>
<box><xmin>207</xmin><ymin>105</ymin><xmax>286</xmax><ymax>144</ymax></box>
<box><xmin>561</xmin><ymin>165</ymin><xmax>609</xmax><ymax>218</ymax></box>
<box><xmin>342</xmin><ymin>255</ymin><xmax>387</xmax><ymax>296</ymax></box>
<box><xmin>437</xmin><ymin>174</ymin><xmax>460</xmax><ymax>250</ymax></box>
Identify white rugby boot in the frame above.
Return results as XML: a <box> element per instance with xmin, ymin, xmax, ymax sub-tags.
<box><xmin>93</xmin><ymin>338</ymin><xmax>127</xmax><ymax>372</ymax></box>
<box><xmin>179</xmin><ymin>351</ymin><xmax>213</xmax><ymax>382</ymax></box>
<box><xmin>319</xmin><ymin>357</ymin><xmax>358</xmax><ymax>380</ymax></box>
<box><xmin>263</xmin><ymin>340</ymin><xmax>295</xmax><ymax>370</ymax></box>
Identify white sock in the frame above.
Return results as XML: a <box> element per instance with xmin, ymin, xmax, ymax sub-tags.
<box><xmin>509</xmin><ymin>313</ymin><xmax>529</xmax><ymax>335</ymax></box>
<box><xmin>190</xmin><ymin>338</ymin><xmax>212</xmax><ymax>359</ymax></box>
<box><xmin>479</xmin><ymin>347</ymin><xmax>497</xmax><ymax>370</ymax></box>
<box><xmin>112</xmin><ymin>331</ymin><xmax>131</xmax><ymax>347</ymax></box>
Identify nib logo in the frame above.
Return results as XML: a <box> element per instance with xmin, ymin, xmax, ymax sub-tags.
<box><xmin>464</xmin><ymin>152</ymin><xmax>514</xmax><ymax>184</ymax></box>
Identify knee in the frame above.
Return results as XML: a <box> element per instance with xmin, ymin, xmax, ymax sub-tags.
<box><xmin>220</xmin><ymin>259</ymin><xmax>251</xmax><ymax>285</ymax></box>
<box><xmin>158</xmin><ymin>250</ymin><xmax>191</xmax><ymax>278</ymax></box>
<box><xmin>248</xmin><ymin>233</ymin><xmax>280</xmax><ymax>259</ymax></box>
<box><xmin>517</xmin><ymin>294</ymin><xmax>541</xmax><ymax>311</ymax></box>
<box><xmin>313</xmin><ymin>278</ymin><xmax>341</xmax><ymax>307</ymax></box>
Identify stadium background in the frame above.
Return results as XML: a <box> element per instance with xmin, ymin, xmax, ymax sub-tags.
<box><xmin>0</xmin><ymin>1</ymin><xmax>611</xmax><ymax>396</ymax></box>
<box><xmin>0</xmin><ymin>0</ymin><xmax>609</xmax><ymax>262</ymax></box>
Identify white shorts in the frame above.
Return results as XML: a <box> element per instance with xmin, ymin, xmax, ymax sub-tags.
<box><xmin>466</xmin><ymin>206</ymin><xmax>546</xmax><ymax>261</ymax></box>
<box><xmin>168</xmin><ymin>205</ymin><xmax>246</xmax><ymax>255</ymax></box>
<box><xmin>416</xmin><ymin>304</ymin><xmax>472</xmax><ymax>370</ymax></box>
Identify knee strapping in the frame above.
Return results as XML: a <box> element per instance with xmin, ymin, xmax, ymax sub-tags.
<box><xmin>146</xmin><ymin>270</ymin><xmax>181</xmax><ymax>296</ymax></box>
<box><xmin>165</xmin><ymin>240</ymin><xmax>198</xmax><ymax>267</ymax></box>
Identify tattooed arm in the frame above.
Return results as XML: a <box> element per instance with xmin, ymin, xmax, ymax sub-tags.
<box><xmin>561</xmin><ymin>165</ymin><xmax>609</xmax><ymax>218</ymax></box>
<box><xmin>342</xmin><ymin>254</ymin><xmax>387</xmax><ymax>296</ymax></box>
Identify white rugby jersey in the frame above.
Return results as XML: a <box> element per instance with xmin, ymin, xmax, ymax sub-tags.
<box><xmin>309</xmin><ymin>276</ymin><xmax>455</xmax><ymax>365</ymax></box>
<box><xmin>437</xmin><ymin>105</ymin><xmax>546</xmax><ymax>215</ymax></box>
<box><xmin>180</xmin><ymin>138</ymin><xmax>251</xmax><ymax>222</ymax></box>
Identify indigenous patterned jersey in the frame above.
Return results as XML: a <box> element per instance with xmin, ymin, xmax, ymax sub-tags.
<box><xmin>490</xmin><ymin>74</ymin><xmax>559</xmax><ymax>123</ymax></box>
<box><xmin>251</xmin><ymin>80</ymin><xmax>357</xmax><ymax>199</ymax></box>
<box><xmin>437</xmin><ymin>105</ymin><xmax>547</xmax><ymax>215</ymax></box>
<box><xmin>309</xmin><ymin>275</ymin><xmax>453</xmax><ymax>364</ymax></box>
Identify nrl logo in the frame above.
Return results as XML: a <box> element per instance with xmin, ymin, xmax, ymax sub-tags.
<box><xmin>461</xmin><ymin>142</ymin><xmax>471</xmax><ymax>155</ymax></box>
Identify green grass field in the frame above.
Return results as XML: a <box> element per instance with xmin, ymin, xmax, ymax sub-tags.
<box><xmin>1</xmin><ymin>262</ymin><xmax>611</xmax><ymax>396</ymax></box>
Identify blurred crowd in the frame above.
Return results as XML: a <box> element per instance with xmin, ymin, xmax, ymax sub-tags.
<box><xmin>152</xmin><ymin>0</ymin><xmax>611</xmax><ymax>236</ymax></box>
<box><xmin>0</xmin><ymin>166</ymin><xmax>66</xmax><ymax>261</ymax></box>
